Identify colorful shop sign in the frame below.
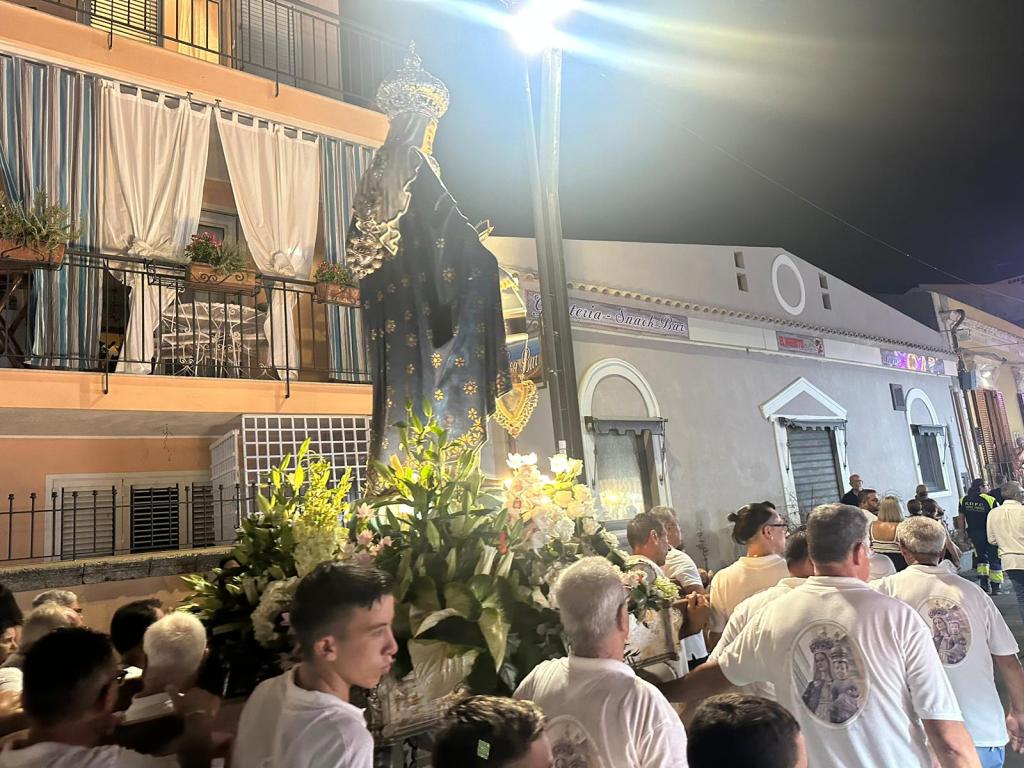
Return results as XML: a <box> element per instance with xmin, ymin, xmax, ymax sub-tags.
<box><xmin>881</xmin><ymin>349</ymin><xmax>945</xmax><ymax>375</ymax></box>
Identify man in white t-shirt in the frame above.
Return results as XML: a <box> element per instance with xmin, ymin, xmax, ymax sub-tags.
<box><xmin>513</xmin><ymin>556</ymin><xmax>688</xmax><ymax>768</ymax></box>
<box><xmin>708</xmin><ymin>530</ymin><xmax>813</xmax><ymax>700</ymax></box>
<box><xmin>707</xmin><ymin>503</ymin><xmax>790</xmax><ymax>647</ymax></box>
<box><xmin>661</xmin><ymin>503</ymin><xmax>978</xmax><ymax>768</ymax></box>
<box><xmin>650</xmin><ymin>506</ymin><xmax>709</xmax><ymax>668</ymax></box>
<box><xmin>0</xmin><ymin>627</ymin><xmax>219</xmax><ymax>768</ymax></box>
<box><xmin>233</xmin><ymin>563</ymin><xmax>398</xmax><ymax>768</ymax></box>
<box><xmin>874</xmin><ymin>516</ymin><xmax>1024</xmax><ymax>768</ymax></box>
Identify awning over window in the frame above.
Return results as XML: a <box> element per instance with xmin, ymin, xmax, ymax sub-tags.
<box><xmin>911</xmin><ymin>424</ymin><xmax>944</xmax><ymax>437</ymax></box>
<box><xmin>780</xmin><ymin>417</ymin><xmax>846</xmax><ymax>431</ymax></box>
<box><xmin>585</xmin><ymin>417</ymin><xmax>666</xmax><ymax>437</ymax></box>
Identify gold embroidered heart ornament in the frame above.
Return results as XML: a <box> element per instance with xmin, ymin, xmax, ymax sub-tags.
<box><xmin>494</xmin><ymin>378</ymin><xmax>539</xmax><ymax>438</ymax></box>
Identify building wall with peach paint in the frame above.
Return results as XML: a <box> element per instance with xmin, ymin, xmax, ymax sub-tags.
<box><xmin>0</xmin><ymin>370</ymin><xmax>372</xmax><ymax>415</ymax></box>
<box><xmin>0</xmin><ymin>437</ymin><xmax>214</xmax><ymax>561</ymax></box>
<box><xmin>0</xmin><ymin>1</ymin><xmax>388</xmax><ymax>146</ymax></box>
<box><xmin>0</xmin><ymin>436</ymin><xmax>214</xmax><ymax>501</ymax></box>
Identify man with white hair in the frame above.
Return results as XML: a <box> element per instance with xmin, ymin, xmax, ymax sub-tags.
<box><xmin>513</xmin><ymin>556</ymin><xmax>688</xmax><ymax>767</ymax></box>
<box><xmin>0</xmin><ymin>602</ymin><xmax>80</xmax><ymax>693</ymax></box>
<box><xmin>31</xmin><ymin>590</ymin><xmax>81</xmax><ymax>619</ymax></box>
<box><xmin>988</xmin><ymin>481</ymin><xmax>1024</xmax><ymax>624</ymax></box>
<box><xmin>661</xmin><ymin>504</ymin><xmax>977</xmax><ymax>768</ymax></box>
<box><xmin>874</xmin><ymin>516</ymin><xmax>1024</xmax><ymax>768</ymax></box>
<box><xmin>122</xmin><ymin>612</ymin><xmax>208</xmax><ymax>724</ymax></box>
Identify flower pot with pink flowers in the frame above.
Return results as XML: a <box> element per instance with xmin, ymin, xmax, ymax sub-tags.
<box><xmin>184</xmin><ymin>232</ymin><xmax>258</xmax><ymax>295</ymax></box>
<box><xmin>312</xmin><ymin>261</ymin><xmax>360</xmax><ymax>306</ymax></box>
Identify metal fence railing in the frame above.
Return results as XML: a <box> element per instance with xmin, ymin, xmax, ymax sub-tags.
<box><xmin>0</xmin><ymin>250</ymin><xmax>371</xmax><ymax>395</ymax></box>
<box><xmin>5</xmin><ymin>0</ymin><xmax>404</xmax><ymax>106</ymax></box>
<box><xmin>0</xmin><ymin>483</ymin><xmax>259</xmax><ymax>564</ymax></box>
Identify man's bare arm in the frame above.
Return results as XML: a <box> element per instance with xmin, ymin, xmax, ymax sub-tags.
<box><xmin>921</xmin><ymin>719</ymin><xmax>981</xmax><ymax>768</ymax></box>
<box><xmin>658</xmin><ymin>660</ymin><xmax>731</xmax><ymax>703</ymax></box>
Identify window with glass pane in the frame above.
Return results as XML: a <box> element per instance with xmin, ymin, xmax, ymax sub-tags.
<box><xmin>912</xmin><ymin>426</ymin><xmax>945</xmax><ymax>492</ymax></box>
<box><xmin>593</xmin><ymin>432</ymin><xmax>648</xmax><ymax>522</ymax></box>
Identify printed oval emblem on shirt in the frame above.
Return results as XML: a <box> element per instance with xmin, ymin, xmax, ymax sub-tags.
<box><xmin>919</xmin><ymin>597</ymin><xmax>972</xmax><ymax>667</ymax></box>
<box><xmin>545</xmin><ymin>714</ymin><xmax>607</xmax><ymax>768</ymax></box>
<box><xmin>792</xmin><ymin>621</ymin><xmax>869</xmax><ymax>727</ymax></box>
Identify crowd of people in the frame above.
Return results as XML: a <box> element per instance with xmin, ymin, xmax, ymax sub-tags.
<box><xmin>0</xmin><ymin>476</ymin><xmax>1018</xmax><ymax>767</ymax></box>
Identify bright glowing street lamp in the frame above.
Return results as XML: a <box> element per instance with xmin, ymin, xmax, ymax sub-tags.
<box><xmin>502</xmin><ymin>0</ymin><xmax>586</xmax><ymax>469</ymax></box>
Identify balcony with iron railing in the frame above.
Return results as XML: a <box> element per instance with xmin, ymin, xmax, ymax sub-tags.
<box><xmin>0</xmin><ymin>249</ymin><xmax>371</xmax><ymax>393</ymax></box>
<box><xmin>3</xmin><ymin>0</ymin><xmax>404</xmax><ymax>107</ymax></box>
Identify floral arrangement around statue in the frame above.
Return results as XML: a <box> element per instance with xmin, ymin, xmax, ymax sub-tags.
<box><xmin>181</xmin><ymin>445</ymin><xmax>353</xmax><ymax>695</ymax></box>
<box><xmin>183</xmin><ymin>405</ymin><xmax>680</xmax><ymax>706</ymax></box>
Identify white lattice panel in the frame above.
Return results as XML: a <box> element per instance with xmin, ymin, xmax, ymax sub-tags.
<box><xmin>241</xmin><ymin>415</ymin><xmax>371</xmax><ymax>495</ymax></box>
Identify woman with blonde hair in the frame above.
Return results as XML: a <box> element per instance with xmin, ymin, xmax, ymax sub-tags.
<box><xmin>869</xmin><ymin>495</ymin><xmax>907</xmax><ymax>571</ymax></box>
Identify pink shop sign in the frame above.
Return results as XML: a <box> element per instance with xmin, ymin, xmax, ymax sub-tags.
<box><xmin>776</xmin><ymin>332</ymin><xmax>825</xmax><ymax>356</ymax></box>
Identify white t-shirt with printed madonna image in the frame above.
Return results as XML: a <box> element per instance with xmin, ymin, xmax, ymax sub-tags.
<box><xmin>512</xmin><ymin>655</ymin><xmax>688</xmax><ymax>768</ymax></box>
<box><xmin>707</xmin><ymin>554</ymin><xmax>789</xmax><ymax>633</ymax></box>
<box><xmin>716</xmin><ymin>576</ymin><xmax>962</xmax><ymax>768</ymax></box>
<box><xmin>873</xmin><ymin>563</ymin><xmax>1020</xmax><ymax>748</ymax></box>
<box><xmin>707</xmin><ymin>576</ymin><xmax>808</xmax><ymax>700</ymax></box>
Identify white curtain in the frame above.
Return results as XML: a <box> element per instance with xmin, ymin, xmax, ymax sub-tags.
<box><xmin>215</xmin><ymin>112</ymin><xmax>320</xmax><ymax>379</ymax></box>
<box><xmin>99</xmin><ymin>81</ymin><xmax>211</xmax><ymax>374</ymax></box>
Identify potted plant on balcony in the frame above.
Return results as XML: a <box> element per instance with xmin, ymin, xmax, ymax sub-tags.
<box><xmin>0</xmin><ymin>192</ymin><xmax>78</xmax><ymax>272</ymax></box>
<box><xmin>312</xmin><ymin>261</ymin><xmax>360</xmax><ymax>306</ymax></box>
<box><xmin>184</xmin><ymin>232</ymin><xmax>258</xmax><ymax>295</ymax></box>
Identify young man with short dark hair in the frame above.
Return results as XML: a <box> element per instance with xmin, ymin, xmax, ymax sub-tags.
<box><xmin>432</xmin><ymin>696</ymin><xmax>553</xmax><ymax>768</ymax></box>
<box><xmin>232</xmin><ymin>562</ymin><xmax>398</xmax><ymax>768</ymax></box>
<box><xmin>687</xmin><ymin>693</ymin><xmax>807</xmax><ymax>768</ymax></box>
<box><xmin>110</xmin><ymin>600</ymin><xmax>164</xmax><ymax>673</ymax></box>
<box><xmin>0</xmin><ymin>627</ymin><xmax>218</xmax><ymax>768</ymax></box>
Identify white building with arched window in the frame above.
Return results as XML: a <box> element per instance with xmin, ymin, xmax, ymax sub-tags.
<box><xmin>486</xmin><ymin>238</ymin><xmax>969</xmax><ymax>569</ymax></box>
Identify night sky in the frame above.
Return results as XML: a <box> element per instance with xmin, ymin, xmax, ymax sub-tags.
<box><xmin>347</xmin><ymin>0</ymin><xmax>1024</xmax><ymax>294</ymax></box>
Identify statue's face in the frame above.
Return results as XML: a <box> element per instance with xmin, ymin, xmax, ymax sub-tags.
<box><xmin>833</xmin><ymin>660</ymin><xmax>849</xmax><ymax>680</ymax></box>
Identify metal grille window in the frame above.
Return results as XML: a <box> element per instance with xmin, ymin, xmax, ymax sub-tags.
<box><xmin>241</xmin><ymin>414</ymin><xmax>371</xmax><ymax>493</ymax></box>
<box><xmin>787</xmin><ymin>425</ymin><xmax>842</xmax><ymax>521</ymax></box>
<box><xmin>130</xmin><ymin>486</ymin><xmax>180</xmax><ymax>553</ymax></box>
<box><xmin>912</xmin><ymin>425</ymin><xmax>945</xmax><ymax>492</ymax></box>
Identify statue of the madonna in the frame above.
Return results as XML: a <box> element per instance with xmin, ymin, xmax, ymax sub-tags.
<box><xmin>346</xmin><ymin>46</ymin><xmax>511</xmax><ymax>464</ymax></box>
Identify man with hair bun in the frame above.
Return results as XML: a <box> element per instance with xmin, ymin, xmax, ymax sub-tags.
<box><xmin>708</xmin><ymin>530</ymin><xmax>813</xmax><ymax>700</ymax></box>
<box><xmin>875</xmin><ymin>515</ymin><xmax>1024</xmax><ymax>767</ymax></box>
<box><xmin>707</xmin><ymin>502</ymin><xmax>789</xmax><ymax>648</ymax></box>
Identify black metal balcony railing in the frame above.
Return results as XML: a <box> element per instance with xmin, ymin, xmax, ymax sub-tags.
<box><xmin>10</xmin><ymin>0</ymin><xmax>404</xmax><ymax>106</ymax></box>
<box><xmin>0</xmin><ymin>484</ymin><xmax>257</xmax><ymax>563</ymax></box>
<box><xmin>0</xmin><ymin>250</ymin><xmax>371</xmax><ymax>392</ymax></box>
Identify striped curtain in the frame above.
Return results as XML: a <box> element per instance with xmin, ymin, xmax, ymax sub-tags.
<box><xmin>320</xmin><ymin>136</ymin><xmax>374</xmax><ymax>381</ymax></box>
<box><xmin>0</xmin><ymin>55</ymin><xmax>101</xmax><ymax>370</ymax></box>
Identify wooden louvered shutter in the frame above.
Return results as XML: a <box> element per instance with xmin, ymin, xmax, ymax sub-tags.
<box><xmin>129</xmin><ymin>485</ymin><xmax>180</xmax><ymax>553</ymax></box>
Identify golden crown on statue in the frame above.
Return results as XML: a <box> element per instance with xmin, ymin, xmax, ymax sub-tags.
<box><xmin>375</xmin><ymin>42</ymin><xmax>450</xmax><ymax>122</ymax></box>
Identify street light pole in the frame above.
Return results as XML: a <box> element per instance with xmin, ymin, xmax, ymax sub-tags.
<box><xmin>519</xmin><ymin>40</ymin><xmax>586</xmax><ymax>466</ymax></box>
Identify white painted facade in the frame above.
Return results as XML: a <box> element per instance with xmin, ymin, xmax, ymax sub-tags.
<box><xmin>486</xmin><ymin>238</ymin><xmax>968</xmax><ymax>569</ymax></box>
